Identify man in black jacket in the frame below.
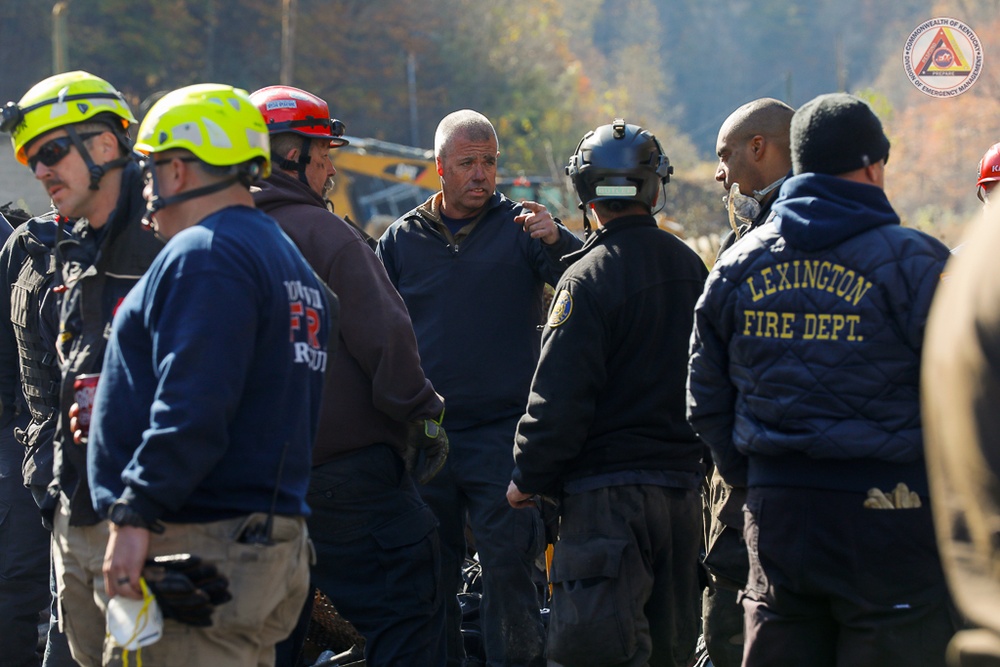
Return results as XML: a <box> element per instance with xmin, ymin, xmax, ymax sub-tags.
<box><xmin>0</xmin><ymin>205</ymin><xmax>76</xmax><ymax>665</ymax></box>
<box><xmin>2</xmin><ymin>70</ymin><xmax>162</xmax><ymax>666</ymax></box>
<box><xmin>702</xmin><ymin>97</ymin><xmax>794</xmax><ymax>667</ymax></box>
<box><xmin>0</xmin><ymin>207</ymin><xmax>55</xmax><ymax>664</ymax></box>
<box><xmin>714</xmin><ymin>98</ymin><xmax>794</xmax><ymax>256</ymax></box>
<box><xmin>508</xmin><ymin>120</ymin><xmax>708</xmax><ymax>667</ymax></box>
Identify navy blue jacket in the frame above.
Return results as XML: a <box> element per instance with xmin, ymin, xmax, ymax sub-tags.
<box><xmin>88</xmin><ymin>206</ymin><xmax>334</xmax><ymax>524</ymax></box>
<box><xmin>687</xmin><ymin>173</ymin><xmax>949</xmax><ymax>494</ymax></box>
<box><xmin>377</xmin><ymin>192</ymin><xmax>582</xmax><ymax>431</ymax></box>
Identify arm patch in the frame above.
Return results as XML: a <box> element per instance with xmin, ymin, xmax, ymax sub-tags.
<box><xmin>548</xmin><ymin>289</ymin><xmax>573</xmax><ymax>327</ymax></box>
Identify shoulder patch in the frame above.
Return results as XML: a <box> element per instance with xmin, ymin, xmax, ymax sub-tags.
<box><xmin>548</xmin><ymin>289</ymin><xmax>573</xmax><ymax>327</ymax></box>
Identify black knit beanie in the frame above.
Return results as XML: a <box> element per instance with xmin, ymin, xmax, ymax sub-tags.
<box><xmin>790</xmin><ymin>93</ymin><xmax>890</xmax><ymax>175</ymax></box>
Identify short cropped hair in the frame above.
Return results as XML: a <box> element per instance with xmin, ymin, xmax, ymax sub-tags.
<box><xmin>434</xmin><ymin>110</ymin><xmax>498</xmax><ymax>159</ymax></box>
<box><xmin>270</xmin><ymin>132</ymin><xmax>305</xmax><ymax>162</ymax></box>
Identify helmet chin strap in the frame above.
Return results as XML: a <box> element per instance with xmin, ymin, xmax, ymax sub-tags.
<box><xmin>271</xmin><ymin>136</ymin><xmax>313</xmax><ymax>186</ymax></box>
<box><xmin>579</xmin><ymin>203</ymin><xmax>592</xmax><ymax>240</ymax></box>
<box><xmin>142</xmin><ymin>160</ymin><xmax>256</xmax><ymax>232</ymax></box>
<box><xmin>65</xmin><ymin>125</ymin><xmax>132</xmax><ymax>190</ymax></box>
<box><xmin>143</xmin><ymin>177</ymin><xmax>239</xmax><ymax>224</ymax></box>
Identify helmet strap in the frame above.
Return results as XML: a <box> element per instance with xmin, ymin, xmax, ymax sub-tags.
<box><xmin>653</xmin><ymin>182</ymin><xmax>667</xmax><ymax>216</ymax></box>
<box><xmin>65</xmin><ymin>125</ymin><xmax>132</xmax><ymax>191</ymax></box>
<box><xmin>295</xmin><ymin>135</ymin><xmax>312</xmax><ymax>186</ymax></box>
<box><xmin>142</xmin><ymin>159</ymin><xmax>245</xmax><ymax>233</ymax></box>
<box><xmin>270</xmin><ymin>135</ymin><xmax>313</xmax><ymax>186</ymax></box>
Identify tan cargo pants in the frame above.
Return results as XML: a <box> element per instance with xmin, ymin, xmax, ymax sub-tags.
<box><xmin>54</xmin><ymin>505</ymin><xmax>310</xmax><ymax>667</ymax></box>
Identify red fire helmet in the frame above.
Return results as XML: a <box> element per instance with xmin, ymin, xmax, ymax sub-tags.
<box><xmin>249</xmin><ymin>85</ymin><xmax>348</xmax><ymax>148</ymax></box>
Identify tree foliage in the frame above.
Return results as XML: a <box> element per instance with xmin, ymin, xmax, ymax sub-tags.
<box><xmin>0</xmin><ymin>0</ymin><xmax>991</xmax><ymax>240</ymax></box>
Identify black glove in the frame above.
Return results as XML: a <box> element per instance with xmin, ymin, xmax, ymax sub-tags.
<box><xmin>36</xmin><ymin>485</ymin><xmax>59</xmax><ymax>532</ymax></box>
<box><xmin>404</xmin><ymin>410</ymin><xmax>449</xmax><ymax>485</ymax></box>
<box><xmin>142</xmin><ymin>553</ymin><xmax>232</xmax><ymax>627</ymax></box>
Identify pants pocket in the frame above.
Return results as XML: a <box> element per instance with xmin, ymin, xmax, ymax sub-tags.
<box><xmin>372</xmin><ymin>505</ymin><xmax>441</xmax><ymax>614</ymax></box>
<box><xmin>546</xmin><ymin>535</ymin><xmax>635</xmax><ymax>666</ymax></box>
<box><xmin>855</xmin><ymin>504</ymin><xmax>946</xmax><ymax>607</ymax></box>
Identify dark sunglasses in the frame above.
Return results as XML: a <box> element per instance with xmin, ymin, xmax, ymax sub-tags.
<box><xmin>27</xmin><ymin>131</ymin><xmax>102</xmax><ymax>171</ymax></box>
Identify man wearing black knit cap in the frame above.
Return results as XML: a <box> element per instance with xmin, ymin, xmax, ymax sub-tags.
<box><xmin>687</xmin><ymin>93</ymin><xmax>958</xmax><ymax>666</ymax></box>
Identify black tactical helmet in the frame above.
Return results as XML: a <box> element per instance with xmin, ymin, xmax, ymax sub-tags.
<box><xmin>566</xmin><ymin>119</ymin><xmax>671</xmax><ymax>209</ymax></box>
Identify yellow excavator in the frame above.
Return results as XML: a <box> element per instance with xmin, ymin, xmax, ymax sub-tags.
<box><xmin>325</xmin><ymin>136</ymin><xmax>440</xmax><ymax>237</ymax></box>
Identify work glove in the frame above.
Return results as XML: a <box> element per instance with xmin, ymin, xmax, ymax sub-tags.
<box><xmin>404</xmin><ymin>410</ymin><xmax>449</xmax><ymax>485</ymax></box>
<box><xmin>864</xmin><ymin>482</ymin><xmax>922</xmax><ymax>509</ymax></box>
<box><xmin>141</xmin><ymin>553</ymin><xmax>232</xmax><ymax>627</ymax></box>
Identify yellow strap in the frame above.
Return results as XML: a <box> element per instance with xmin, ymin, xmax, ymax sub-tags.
<box><xmin>545</xmin><ymin>543</ymin><xmax>554</xmax><ymax>598</ymax></box>
<box><xmin>117</xmin><ymin>578</ymin><xmax>155</xmax><ymax>666</ymax></box>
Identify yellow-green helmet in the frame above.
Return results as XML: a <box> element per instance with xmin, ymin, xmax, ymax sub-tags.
<box><xmin>1</xmin><ymin>70</ymin><xmax>136</xmax><ymax>165</ymax></box>
<box><xmin>135</xmin><ymin>84</ymin><xmax>271</xmax><ymax>178</ymax></box>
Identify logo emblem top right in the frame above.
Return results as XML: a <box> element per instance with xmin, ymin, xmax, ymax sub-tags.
<box><xmin>903</xmin><ymin>18</ymin><xmax>983</xmax><ymax>98</ymax></box>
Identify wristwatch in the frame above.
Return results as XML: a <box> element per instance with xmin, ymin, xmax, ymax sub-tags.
<box><xmin>108</xmin><ymin>499</ymin><xmax>163</xmax><ymax>533</ymax></box>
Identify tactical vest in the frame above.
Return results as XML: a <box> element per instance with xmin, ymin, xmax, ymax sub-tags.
<box><xmin>10</xmin><ymin>237</ymin><xmax>60</xmax><ymax>427</ymax></box>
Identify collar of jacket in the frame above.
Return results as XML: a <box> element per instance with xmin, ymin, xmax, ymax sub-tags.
<box><xmin>255</xmin><ymin>169</ymin><xmax>327</xmax><ymax>211</ymax></box>
<box><xmin>773</xmin><ymin>172</ymin><xmax>899</xmax><ymax>252</ymax></box>
<box><xmin>413</xmin><ymin>190</ymin><xmax>507</xmax><ymax>226</ymax></box>
<box><xmin>561</xmin><ymin>214</ymin><xmax>656</xmax><ymax>265</ymax></box>
<box><xmin>412</xmin><ymin>190</ymin><xmax>508</xmax><ymax>243</ymax></box>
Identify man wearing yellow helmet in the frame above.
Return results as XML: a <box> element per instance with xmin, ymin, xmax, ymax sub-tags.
<box><xmin>1</xmin><ymin>70</ymin><xmax>162</xmax><ymax>666</ymax></box>
<box><xmin>86</xmin><ymin>83</ymin><xmax>335</xmax><ymax>665</ymax></box>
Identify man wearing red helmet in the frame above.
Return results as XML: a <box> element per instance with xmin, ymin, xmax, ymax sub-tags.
<box><xmin>977</xmin><ymin>142</ymin><xmax>1000</xmax><ymax>204</ymax></box>
<box><xmin>250</xmin><ymin>85</ymin><xmax>449</xmax><ymax>667</ymax></box>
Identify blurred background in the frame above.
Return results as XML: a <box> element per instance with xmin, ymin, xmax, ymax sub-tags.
<box><xmin>0</xmin><ymin>0</ymin><xmax>996</xmax><ymax>257</ymax></box>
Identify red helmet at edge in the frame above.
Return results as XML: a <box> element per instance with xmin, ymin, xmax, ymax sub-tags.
<box><xmin>977</xmin><ymin>141</ymin><xmax>1000</xmax><ymax>202</ymax></box>
<box><xmin>249</xmin><ymin>85</ymin><xmax>348</xmax><ymax>148</ymax></box>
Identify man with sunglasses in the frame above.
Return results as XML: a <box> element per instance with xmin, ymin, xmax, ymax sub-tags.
<box><xmin>2</xmin><ymin>70</ymin><xmax>162</xmax><ymax>666</ymax></box>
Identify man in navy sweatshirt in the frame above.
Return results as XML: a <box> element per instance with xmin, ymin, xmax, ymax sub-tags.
<box><xmin>87</xmin><ymin>84</ymin><xmax>334</xmax><ymax>665</ymax></box>
<box><xmin>377</xmin><ymin>110</ymin><xmax>582</xmax><ymax>667</ymax></box>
